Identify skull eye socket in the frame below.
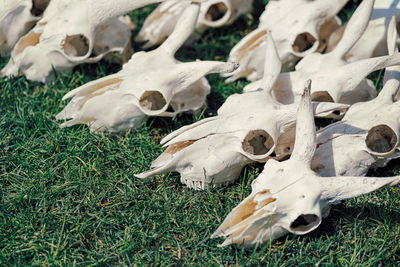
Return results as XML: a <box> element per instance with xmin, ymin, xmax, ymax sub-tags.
<box><xmin>31</xmin><ymin>0</ymin><xmax>50</xmax><ymax>16</ymax></box>
<box><xmin>63</xmin><ymin>34</ymin><xmax>90</xmax><ymax>57</ymax></box>
<box><xmin>311</xmin><ymin>91</ymin><xmax>334</xmax><ymax>103</ymax></box>
<box><xmin>205</xmin><ymin>2</ymin><xmax>228</xmax><ymax>22</ymax></box>
<box><xmin>139</xmin><ymin>91</ymin><xmax>167</xmax><ymax>111</ymax></box>
<box><xmin>242</xmin><ymin>130</ymin><xmax>274</xmax><ymax>156</ymax></box>
<box><xmin>290</xmin><ymin>214</ymin><xmax>320</xmax><ymax>233</ymax></box>
<box><xmin>292</xmin><ymin>32</ymin><xmax>317</xmax><ymax>53</ymax></box>
<box><xmin>366</xmin><ymin>125</ymin><xmax>398</xmax><ymax>154</ymax></box>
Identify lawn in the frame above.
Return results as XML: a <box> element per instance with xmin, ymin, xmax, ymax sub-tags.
<box><xmin>1</xmin><ymin>0</ymin><xmax>399</xmax><ymax>265</ymax></box>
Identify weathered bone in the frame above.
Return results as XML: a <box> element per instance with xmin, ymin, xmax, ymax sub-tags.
<box><xmin>0</xmin><ymin>0</ymin><xmax>184</xmax><ymax>83</ymax></box>
<box><xmin>136</xmin><ymin>0</ymin><xmax>253</xmax><ymax>48</ymax></box>
<box><xmin>56</xmin><ymin>2</ymin><xmax>238</xmax><ymax>135</ymax></box>
<box><xmin>0</xmin><ymin>0</ymin><xmax>50</xmax><ymax>56</ymax></box>
<box><xmin>312</xmin><ymin>17</ymin><xmax>400</xmax><ymax>177</ymax></box>
<box><xmin>136</xmin><ymin>37</ymin><xmax>349</xmax><ymax>190</ymax></box>
<box><xmin>327</xmin><ymin>0</ymin><xmax>400</xmax><ymax>62</ymax></box>
<box><xmin>211</xmin><ymin>81</ymin><xmax>400</xmax><ymax>247</ymax></box>
<box><xmin>223</xmin><ymin>0</ymin><xmax>349</xmax><ymax>82</ymax></box>
<box><xmin>243</xmin><ymin>0</ymin><xmax>400</xmax><ymax>107</ymax></box>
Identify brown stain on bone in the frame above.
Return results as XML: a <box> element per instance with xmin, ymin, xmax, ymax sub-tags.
<box><xmin>165</xmin><ymin>140</ymin><xmax>197</xmax><ymax>155</ymax></box>
<box><xmin>16</xmin><ymin>31</ymin><xmax>42</xmax><ymax>54</ymax></box>
<box><xmin>237</xmin><ymin>30</ymin><xmax>267</xmax><ymax>61</ymax></box>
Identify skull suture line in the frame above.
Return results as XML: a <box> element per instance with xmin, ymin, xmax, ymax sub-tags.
<box><xmin>56</xmin><ymin>2</ymin><xmax>239</xmax><ymax>135</ymax></box>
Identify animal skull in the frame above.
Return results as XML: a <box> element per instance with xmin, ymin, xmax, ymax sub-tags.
<box><xmin>56</xmin><ymin>2</ymin><xmax>239</xmax><ymax>134</ymax></box>
<box><xmin>211</xmin><ymin>80</ymin><xmax>400</xmax><ymax>247</ymax></box>
<box><xmin>312</xmin><ymin>16</ymin><xmax>400</xmax><ymax>177</ymax></box>
<box><xmin>243</xmin><ymin>0</ymin><xmax>400</xmax><ymax>107</ymax></box>
<box><xmin>135</xmin><ymin>0</ymin><xmax>253</xmax><ymax>48</ymax></box>
<box><xmin>0</xmin><ymin>0</ymin><xmax>50</xmax><ymax>56</ymax></box>
<box><xmin>136</xmin><ymin>36</ymin><xmax>349</xmax><ymax>190</ymax></box>
<box><xmin>0</xmin><ymin>0</ymin><xmax>180</xmax><ymax>83</ymax></box>
<box><xmin>223</xmin><ymin>0</ymin><xmax>349</xmax><ymax>82</ymax></box>
<box><xmin>327</xmin><ymin>0</ymin><xmax>400</xmax><ymax>62</ymax></box>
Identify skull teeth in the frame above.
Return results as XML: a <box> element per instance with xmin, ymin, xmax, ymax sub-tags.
<box><xmin>180</xmin><ymin>177</ymin><xmax>235</xmax><ymax>190</ymax></box>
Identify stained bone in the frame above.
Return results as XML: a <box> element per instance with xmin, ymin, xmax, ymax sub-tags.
<box><xmin>223</xmin><ymin>0</ymin><xmax>349</xmax><ymax>82</ymax></box>
<box><xmin>0</xmin><ymin>0</ymin><xmax>50</xmax><ymax>56</ymax></box>
<box><xmin>56</xmin><ymin>2</ymin><xmax>238</xmax><ymax>135</ymax></box>
<box><xmin>211</xmin><ymin>81</ymin><xmax>400</xmax><ymax>247</ymax></box>
<box><xmin>0</xmin><ymin>0</ymin><xmax>185</xmax><ymax>83</ymax></box>
<box><xmin>136</xmin><ymin>36</ymin><xmax>349</xmax><ymax>190</ymax></box>
<box><xmin>136</xmin><ymin>0</ymin><xmax>253</xmax><ymax>48</ymax></box>
<box><xmin>243</xmin><ymin>0</ymin><xmax>400</xmax><ymax>107</ymax></box>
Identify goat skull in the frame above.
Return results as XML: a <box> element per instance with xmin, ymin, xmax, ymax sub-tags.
<box><xmin>211</xmin><ymin>80</ymin><xmax>400</xmax><ymax>247</ymax></box>
<box><xmin>56</xmin><ymin>2</ymin><xmax>238</xmax><ymax>134</ymax></box>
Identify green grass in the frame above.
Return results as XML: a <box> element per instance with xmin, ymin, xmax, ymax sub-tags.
<box><xmin>1</xmin><ymin>0</ymin><xmax>399</xmax><ymax>265</ymax></box>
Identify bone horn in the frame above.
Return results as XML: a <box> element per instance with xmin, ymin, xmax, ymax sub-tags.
<box><xmin>319</xmin><ymin>176</ymin><xmax>400</xmax><ymax>204</ymax></box>
<box><xmin>171</xmin><ymin>61</ymin><xmax>239</xmax><ymax>92</ymax></box>
<box><xmin>290</xmin><ymin>80</ymin><xmax>316</xmax><ymax>165</ymax></box>
<box><xmin>382</xmin><ymin>16</ymin><xmax>400</xmax><ymax>95</ymax></box>
<box><xmin>261</xmin><ymin>34</ymin><xmax>282</xmax><ymax>94</ymax></box>
<box><xmin>331</xmin><ymin>0</ymin><xmax>375</xmax><ymax>59</ymax></box>
<box><xmin>160</xmin><ymin>2</ymin><xmax>201</xmax><ymax>56</ymax></box>
<box><xmin>334</xmin><ymin>53</ymin><xmax>400</xmax><ymax>92</ymax></box>
<box><xmin>91</xmin><ymin>0</ymin><xmax>196</xmax><ymax>25</ymax></box>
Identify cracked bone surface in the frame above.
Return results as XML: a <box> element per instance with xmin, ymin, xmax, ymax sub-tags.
<box><xmin>312</xmin><ymin>17</ymin><xmax>400</xmax><ymax>177</ymax></box>
<box><xmin>0</xmin><ymin>0</ymin><xmax>50</xmax><ymax>56</ymax></box>
<box><xmin>223</xmin><ymin>0</ymin><xmax>349</xmax><ymax>82</ymax></box>
<box><xmin>327</xmin><ymin>0</ymin><xmax>400</xmax><ymax>62</ymax></box>
<box><xmin>135</xmin><ymin>36</ymin><xmax>349</xmax><ymax>190</ymax></box>
<box><xmin>136</xmin><ymin>0</ymin><xmax>253</xmax><ymax>48</ymax></box>
<box><xmin>211</xmin><ymin>81</ymin><xmax>400</xmax><ymax>247</ymax></box>
<box><xmin>1</xmin><ymin>0</ymin><xmax>183</xmax><ymax>83</ymax></box>
<box><xmin>56</xmin><ymin>2</ymin><xmax>238</xmax><ymax>135</ymax></box>
<box><xmin>243</xmin><ymin>0</ymin><xmax>400</xmax><ymax>106</ymax></box>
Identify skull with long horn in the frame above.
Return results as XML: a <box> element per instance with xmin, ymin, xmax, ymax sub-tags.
<box><xmin>135</xmin><ymin>36</ymin><xmax>349</xmax><ymax>190</ymax></box>
<box><xmin>223</xmin><ymin>0</ymin><xmax>349</xmax><ymax>82</ymax></box>
<box><xmin>56</xmin><ymin>1</ymin><xmax>238</xmax><ymax>135</ymax></box>
<box><xmin>211</xmin><ymin>80</ymin><xmax>400</xmax><ymax>247</ymax></box>
<box><xmin>136</xmin><ymin>0</ymin><xmax>253</xmax><ymax>48</ymax></box>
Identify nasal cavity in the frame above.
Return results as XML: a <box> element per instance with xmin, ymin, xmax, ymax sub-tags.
<box><xmin>139</xmin><ymin>91</ymin><xmax>167</xmax><ymax>111</ymax></box>
<box><xmin>366</xmin><ymin>125</ymin><xmax>397</xmax><ymax>153</ymax></box>
<box><xmin>290</xmin><ymin>214</ymin><xmax>320</xmax><ymax>233</ymax></box>
<box><xmin>292</xmin><ymin>32</ymin><xmax>317</xmax><ymax>53</ymax></box>
<box><xmin>242</xmin><ymin>130</ymin><xmax>274</xmax><ymax>156</ymax></box>
<box><xmin>311</xmin><ymin>91</ymin><xmax>334</xmax><ymax>103</ymax></box>
<box><xmin>31</xmin><ymin>0</ymin><xmax>50</xmax><ymax>16</ymax></box>
<box><xmin>205</xmin><ymin>2</ymin><xmax>228</xmax><ymax>22</ymax></box>
<box><xmin>63</xmin><ymin>35</ymin><xmax>90</xmax><ymax>57</ymax></box>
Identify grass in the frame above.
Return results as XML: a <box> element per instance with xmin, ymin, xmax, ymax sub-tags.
<box><xmin>1</xmin><ymin>0</ymin><xmax>399</xmax><ymax>265</ymax></box>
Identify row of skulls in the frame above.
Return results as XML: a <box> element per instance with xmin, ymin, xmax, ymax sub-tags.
<box><xmin>1</xmin><ymin>0</ymin><xmax>400</xmax><ymax>247</ymax></box>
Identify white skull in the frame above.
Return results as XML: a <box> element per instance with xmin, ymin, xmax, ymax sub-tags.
<box><xmin>136</xmin><ymin>0</ymin><xmax>253</xmax><ymax>48</ymax></box>
<box><xmin>56</xmin><ymin>2</ymin><xmax>239</xmax><ymax>135</ymax></box>
<box><xmin>0</xmin><ymin>0</ymin><xmax>181</xmax><ymax>83</ymax></box>
<box><xmin>223</xmin><ymin>0</ymin><xmax>349</xmax><ymax>82</ymax></box>
<box><xmin>327</xmin><ymin>0</ymin><xmax>400</xmax><ymax>62</ymax></box>
<box><xmin>0</xmin><ymin>0</ymin><xmax>50</xmax><ymax>56</ymax></box>
<box><xmin>211</xmin><ymin>81</ymin><xmax>400</xmax><ymax>247</ymax></box>
<box><xmin>136</xmin><ymin>37</ymin><xmax>349</xmax><ymax>190</ymax></box>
